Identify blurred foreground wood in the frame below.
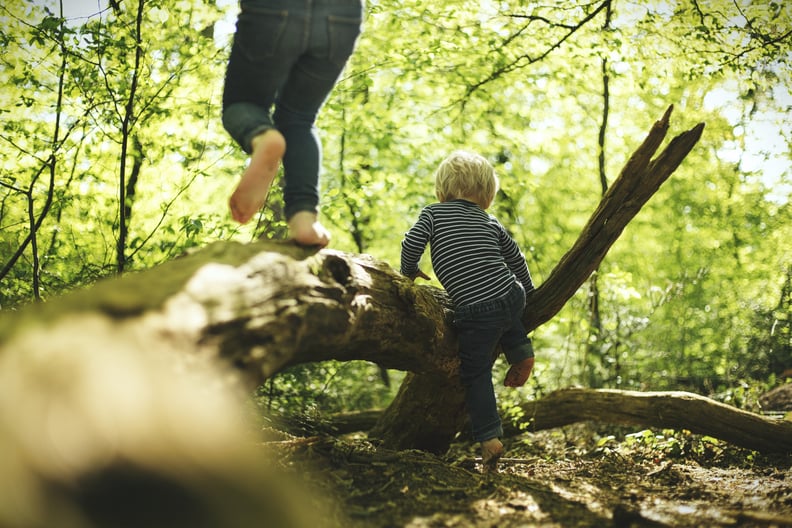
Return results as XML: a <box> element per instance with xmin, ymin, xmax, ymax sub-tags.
<box><xmin>0</xmin><ymin>323</ymin><xmax>331</xmax><ymax>528</ymax></box>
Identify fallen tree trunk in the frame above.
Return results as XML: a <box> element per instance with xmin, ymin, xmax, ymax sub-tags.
<box><xmin>0</xmin><ymin>106</ymin><xmax>714</xmax><ymax>455</ymax></box>
<box><xmin>514</xmin><ymin>388</ymin><xmax>792</xmax><ymax>454</ymax></box>
<box><xmin>330</xmin><ymin>389</ymin><xmax>792</xmax><ymax>454</ymax></box>
<box><xmin>1</xmin><ymin>242</ymin><xmax>460</xmax><ymax>382</ymax></box>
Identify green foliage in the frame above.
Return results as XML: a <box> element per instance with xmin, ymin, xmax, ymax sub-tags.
<box><xmin>594</xmin><ymin>428</ymin><xmax>724</xmax><ymax>462</ymax></box>
<box><xmin>254</xmin><ymin>362</ymin><xmax>403</xmax><ymax>428</ymax></box>
<box><xmin>1</xmin><ymin>1</ymin><xmax>790</xmax><ymax>410</ymax></box>
<box><xmin>588</xmin><ymin>424</ymin><xmax>790</xmax><ymax>469</ymax></box>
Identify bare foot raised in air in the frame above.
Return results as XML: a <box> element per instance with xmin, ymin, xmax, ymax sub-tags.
<box><xmin>504</xmin><ymin>357</ymin><xmax>534</xmax><ymax>387</ymax></box>
<box><xmin>229</xmin><ymin>129</ymin><xmax>286</xmax><ymax>224</ymax></box>
<box><xmin>288</xmin><ymin>211</ymin><xmax>331</xmax><ymax>247</ymax></box>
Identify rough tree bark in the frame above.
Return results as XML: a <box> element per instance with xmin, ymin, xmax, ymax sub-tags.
<box><xmin>5</xmin><ymin>106</ymin><xmax>786</xmax><ymax>457</ymax></box>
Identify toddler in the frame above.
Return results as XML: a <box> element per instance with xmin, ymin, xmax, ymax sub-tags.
<box><xmin>400</xmin><ymin>150</ymin><xmax>536</xmax><ymax>472</ymax></box>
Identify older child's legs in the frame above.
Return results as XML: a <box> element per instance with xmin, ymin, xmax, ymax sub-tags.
<box><xmin>222</xmin><ymin>0</ymin><xmax>297</xmax><ymax>225</ymax></box>
<box><xmin>228</xmin><ymin>129</ymin><xmax>286</xmax><ymax>224</ymax></box>
<box><xmin>222</xmin><ymin>0</ymin><xmax>361</xmax><ymax>244</ymax></box>
<box><xmin>271</xmin><ymin>6</ymin><xmax>361</xmax><ymax>246</ymax></box>
<box><xmin>274</xmin><ymin>105</ymin><xmax>330</xmax><ymax>246</ymax></box>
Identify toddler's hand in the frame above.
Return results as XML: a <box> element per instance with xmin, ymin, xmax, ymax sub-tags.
<box><xmin>409</xmin><ymin>270</ymin><xmax>431</xmax><ymax>281</ymax></box>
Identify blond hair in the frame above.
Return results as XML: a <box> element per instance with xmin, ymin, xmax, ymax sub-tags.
<box><xmin>434</xmin><ymin>150</ymin><xmax>498</xmax><ymax>209</ymax></box>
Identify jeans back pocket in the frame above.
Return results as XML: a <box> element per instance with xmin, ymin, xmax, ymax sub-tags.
<box><xmin>237</xmin><ymin>7</ymin><xmax>290</xmax><ymax>62</ymax></box>
<box><xmin>326</xmin><ymin>15</ymin><xmax>362</xmax><ymax>68</ymax></box>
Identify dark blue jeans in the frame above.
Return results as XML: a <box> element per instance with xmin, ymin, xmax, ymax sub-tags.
<box><xmin>222</xmin><ymin>0</ymin><xmax>363</xmax><ymax>219</ymax></box>
<box><xmin>453</xmin><ymin>282</ymin><xmax>534</xmax><ymax>442</ymax></box>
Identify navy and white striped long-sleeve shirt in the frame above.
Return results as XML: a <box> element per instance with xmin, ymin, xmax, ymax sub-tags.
<box><xmin>400</xmin><ymin>199</ymin><xmax>534</xmax><ymax>307</ymax></box>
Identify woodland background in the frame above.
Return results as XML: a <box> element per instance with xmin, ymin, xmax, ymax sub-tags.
<box><xmin>0</xmin><ymin>0</ymin><xmax>790</xmax><ymax>421</ymax></box>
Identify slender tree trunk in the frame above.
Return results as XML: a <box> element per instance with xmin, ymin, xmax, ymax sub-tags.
<box><xmin>117</xmin><ymin>0</ymin><xmax>145</xmax><ymax>274</ymax></box>
<box><xmin>585</xmin><ymin>45</ymin><xmax>611</xmax><ymax>386</ymax></box>
<box><xmin>1</xmin><ymin>11</ymin><xmax>69</xmax><ymax>300</ymax></box>
<box><xmin>124</xmin><ymin>135</ymin><xmax>144</xmax><ymax>228</ymax></box>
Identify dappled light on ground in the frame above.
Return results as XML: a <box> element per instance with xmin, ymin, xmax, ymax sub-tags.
<box><xmin>266</xmin><ymin>424</ymin><xmax>792</xmax><ymax>527</ymax></box>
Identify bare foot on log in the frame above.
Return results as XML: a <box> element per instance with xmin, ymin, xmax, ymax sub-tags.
<box><xmin>288</xmin><ymin>211</ymin><xmax>330</xmax><ymax>247</ymax></box>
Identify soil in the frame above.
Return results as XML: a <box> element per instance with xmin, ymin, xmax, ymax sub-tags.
<box><xmin>267</xmin><ymin>424</ymin><xmax>792</xmax><ymax>527</ymax></box>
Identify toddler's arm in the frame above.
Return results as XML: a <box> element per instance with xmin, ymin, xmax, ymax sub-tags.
<box><xmin>400</xmin><ymin>209</ymin><xmax>433</xmax><ymax>279</ymax></box>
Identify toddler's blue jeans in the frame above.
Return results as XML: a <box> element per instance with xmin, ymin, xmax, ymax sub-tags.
<box><xmin>453</xmin><ymin>282</ymin><xmax>534</xmax><ymax>442</ymax></box>
<box><xmin>222</xmin><ymin>0</ymin><xmax>363</xmax><ymax>219</ymax></box>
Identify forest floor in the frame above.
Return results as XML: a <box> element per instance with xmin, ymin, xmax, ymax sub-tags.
<box><xmin>267</xmin><ymin>423</ymin><xmax>792</xmax><ymax>528</ymax></box>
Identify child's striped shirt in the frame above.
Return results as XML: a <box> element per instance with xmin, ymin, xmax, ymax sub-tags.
<box><xmin>401</xmin><ymin>199</ymin><xmax>534</xmax><ymax>307</ymax></box>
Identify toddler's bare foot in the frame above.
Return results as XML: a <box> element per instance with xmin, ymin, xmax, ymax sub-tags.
<box><xmin>229</xmin><ymin>129</ymin><xmax>286</xmax><ymax>224</ymax></box>
<box><xmin>481</xmin><ymin>438</ymin><xmax>503</xmax><ymax>474</ymax></box>
<box><xmin>288</xmin><ymin>211</ymin><xmax>330</xmax><ymax>247</ymax></box>
<box><xmin>504</xmin><ymin>357</ymin><xmax>534</xmax><ymax>387</ymax></box>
